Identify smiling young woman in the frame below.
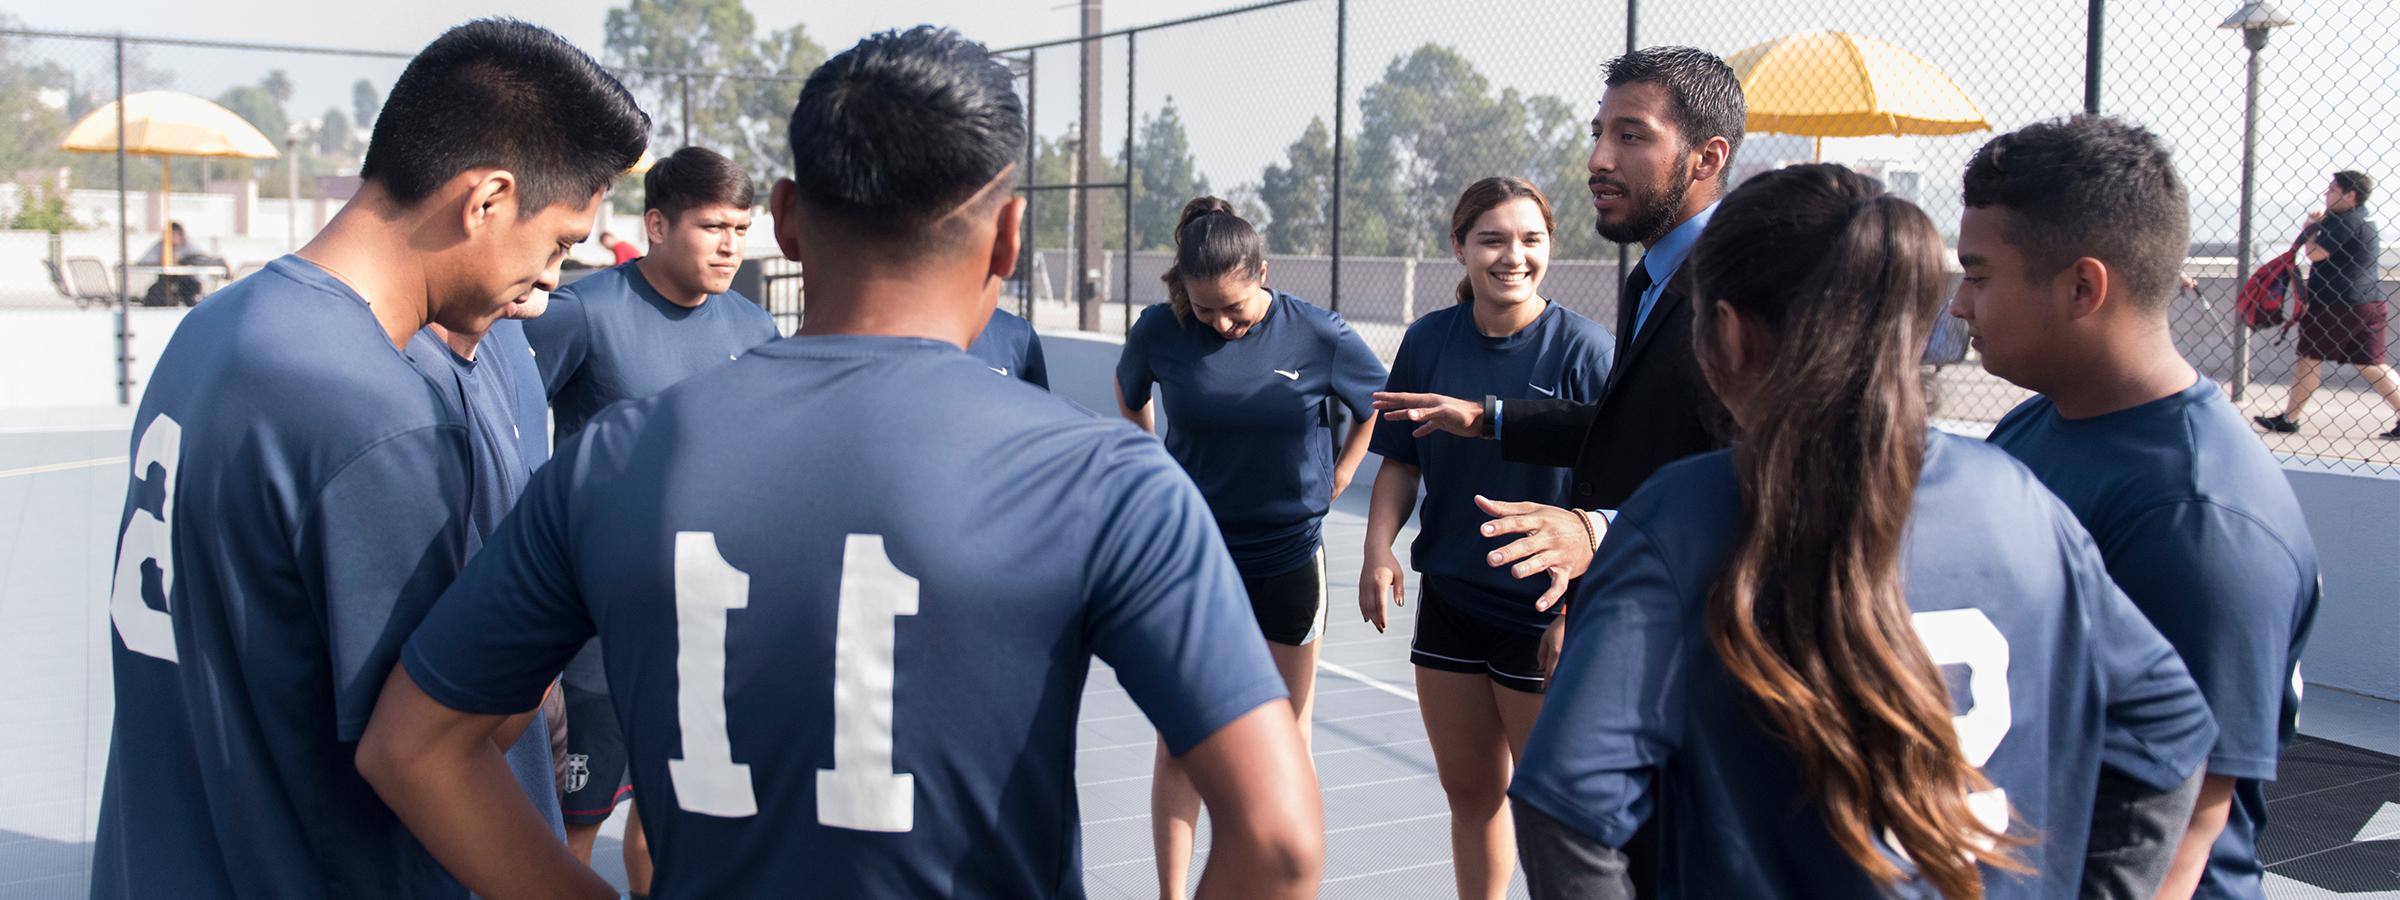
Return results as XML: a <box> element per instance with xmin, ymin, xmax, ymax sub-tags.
<box><xmin>1359</xmin><ymin>177</ymin><xmax>1614</xmax><ymax>900</ymax></box>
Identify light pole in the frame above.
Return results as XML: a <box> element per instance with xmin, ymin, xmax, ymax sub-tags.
<box><xmin>2221</xmin><ymin>0</ymin><xmax>2295</xmax><ymax>401</ymax></box>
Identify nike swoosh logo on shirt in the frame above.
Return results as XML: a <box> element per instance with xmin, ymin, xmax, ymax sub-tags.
<box><xmin>1274</xmin><ymin>369</ymin><xmax>1301</xmax><ymax>380</ymax></box>
<box><xmin>1530</xmin><ymin>384</ymin><xmax>1557</xmax><ymax>396</ymax></box>
<box><xmin>991</xmin><ymin>367</ymin><xmax>1009</xmax><ymax>376</ymax></box>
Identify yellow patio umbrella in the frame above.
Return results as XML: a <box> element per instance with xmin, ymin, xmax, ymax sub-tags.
<box><xmin>627</xmin><ymin>147</ymin><xmax>658</xmax><ymax>176</ymax></box>
<box><xmin>1726</xmin><ymin>31</ymin><xmax>1990</xmax><ymax>160</ymax></box>
<box><xmin>60</xmin><ymin>90</ymin><xmax>281</xmax><ymax>267</ymax></box>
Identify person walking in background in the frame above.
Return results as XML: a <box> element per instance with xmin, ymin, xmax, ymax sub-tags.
<box><xmin>2256</xmin><ymin>170</ymin><xmax>2400</xmax><ymax>439</ymax></box>
<box><xmin>1359</xmin><ymin>176</ymin><xmax>1613</xmax><ymax>900</ymax></box>
<box><xmin>1116</xmin><ymin>195</ymin><xmax>1385</xmax><ymax>898</ymax></box>
<box><xmin>1963</xmin><ymin>116</ymin><xmax>2320</xmax><ymax>900</ymax></box>
<box><xmin>1511</xmin><ymin>162</ymin><xmax>2215</xmax><ymax>900</ymax></box>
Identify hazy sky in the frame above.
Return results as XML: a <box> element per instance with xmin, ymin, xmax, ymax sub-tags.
<box><xmin>21</xmin><ymin>0</ymin><xmax>2396</xmax><ymax>246</ymax></box>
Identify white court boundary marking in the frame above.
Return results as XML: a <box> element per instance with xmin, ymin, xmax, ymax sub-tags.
<box><xmin>1317</xmin><ymin>659</ymin><xmax>1419</xmax><ymax>703</ymax></box>
<box><xmin>0</xmin><ymin>456</ymin><xmax>126</xmax><ymax>480</ymax></box>
<box><xmin>0</xmin><ymin>424</ymin><xmax>132</xmax><ymax>435</ymax></box>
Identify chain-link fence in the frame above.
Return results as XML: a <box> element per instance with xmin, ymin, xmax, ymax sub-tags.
<box><xmin>5</xmin><ymin>2</ymin><xmax>2397</xmax><ymax>471</ymax></box>
<box><xmin>991</xmin><ymin>0</ymin><xmax>2400</xmax><ymax>473</ymax></box>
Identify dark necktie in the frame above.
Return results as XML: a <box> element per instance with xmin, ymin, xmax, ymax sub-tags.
<box><xmin>1618</xmin><ymin>262</ymin><xmax>1653</xmax><ymax>354</ymax></box>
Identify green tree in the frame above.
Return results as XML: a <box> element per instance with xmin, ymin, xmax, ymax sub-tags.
<box><xmin>1129</xmin><ymin>98</ymin><xmax>1209</xmax><ymax>251</ymax></box>
<box><xmin>1258</xmin><ymin>117</ymin><xmax>1335</xmax><ymax>255</ymax></box>
<box><xmin>316</xmin><ymin>108</ymin><xmax>355</xmax><ymax>158</ymax></box>
<box><xmin>1352</xmin><ymin>44</ymin><xmax>1543</xmax><ymax>258</ymax></box>
<box><xmin>602</xmin><ymin>0</ymin><xmax>826</xmax><ymax>193</ymax></box>
<box><xmin>351</xmin><ymin>79</ymin><xmax>380</xmax><ymax>130</ymax></box>
<box><xmin>10</xmin><ymin>177</ymin><xmax>80</xmax><ymax>233</ymax></box>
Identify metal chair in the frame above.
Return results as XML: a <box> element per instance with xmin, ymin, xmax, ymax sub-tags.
<box><xmin>62</xmin><ymin>257</ymin><xmax>119</xmax><ymax>310</ymax></box>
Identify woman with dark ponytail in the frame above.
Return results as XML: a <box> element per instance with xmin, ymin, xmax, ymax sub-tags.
<box><xmin>1116</xmin><ymin>196</ymin><xmax>1387</xmax><ymax>897</ymax></box>
<box><xmin>1358</xmin><ymin>177</ymin><xmax>1612</xmax><ymax>899</ymax></box>
<box><xmin>1507</xmin><ymin>164</ymin><xmax>2216</xmax><ymax>899</ymax></box>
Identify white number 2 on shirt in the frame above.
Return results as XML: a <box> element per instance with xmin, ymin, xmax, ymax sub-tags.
<box><xmin>669</xmin><ymin>531</ymin><xmax>919</xmax><ymax>832</ymax></box>
<box><xmin>110</xmin><ymin>416</ymin><xmax>182</xmax><ymax>663</ymax></box>
<box><xmin>1911</xmin><ymin>608</ymin><xmax>2013</xmax><ymax>844</ymax></box>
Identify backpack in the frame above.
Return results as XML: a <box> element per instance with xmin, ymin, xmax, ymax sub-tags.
<box><xmin>2237</xmin><ymin>248</ymin><xmax>2307</xmax><ymax>332</ymax></box>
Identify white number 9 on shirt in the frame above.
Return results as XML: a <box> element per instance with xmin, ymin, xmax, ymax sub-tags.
<box><xmin>1910</xmin><ymin>608</ymin><xmax>2013</xmax><ymax>843</ymax></box>
<box><xmin>110</xmin><ymin>415</ymin><xmax>182</xmax><ymax>663</ymax></box>
<box><xmin>669</xmin><ymin>531</ymin><xmax>920</xmax><ymax>832</ymax></box>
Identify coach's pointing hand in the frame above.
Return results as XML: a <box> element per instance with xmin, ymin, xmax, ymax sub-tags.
<box><xmin>1477</xmin><ymin>495</ymin><xmax>1600</xmax><ymax>612</ymax></box>
<box><xmin>1372</xmin><ymin>391</ymin><xmax>1485</xmax><ymax>439</ymax></box>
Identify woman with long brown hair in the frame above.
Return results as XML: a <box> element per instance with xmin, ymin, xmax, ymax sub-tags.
<box><xmin>1507</xmin><ymin>164</ymin><xmax>2216</xmax><ymax>898</ymax></box>
<box><xmin>1116</xmin><ymin>196</ymin><xmax>1386</xmax><ymax>897</ymax></box>
<box><xmin>1358</xmin><ymin>176</ymin><xmax>1612</xmax><ymax>899</ymax></box>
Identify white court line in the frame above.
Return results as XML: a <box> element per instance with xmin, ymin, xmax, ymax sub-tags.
<box><xmin>1323</xmin><ymin>858</ymin><xmax>1455</xmax><ymax>884</ymax></box>
<box><xmin>1080</xmin><ymin>705</ymin><xmax>1422</xmax><ymax>753</ymax></box>
<box><xmin>0</xmin><ymin>424</ymin><xmax>131</xmax><ymax>435</ymax></box>
<box><xmin>1317</xmin><ymin>659</ymin><xmax>1420</xmax><ymax>703</ymax></box>
<box><xmin>1082</xmin><ymin>812</ymin><xmax>1452</xmax><ymax>873</ymax></box>
<box><xmin>1074</xmin><ymin>737</ymin><xmax>1431</xmax><ymax>788</ymax></box>
<box><xmin>0</xmin><ymin>456</ymin><xmax>126</xmax><ymax>480</ymax></box>
<box><xmin>1079</xmin><ymin>772</ymin><xmax>1440</xmax><ymax>826</ymax></box>
<box><xmin>1076</xmin><ymin>683</ymin><xmax>1396</xmax><ymax>726</ymax></box>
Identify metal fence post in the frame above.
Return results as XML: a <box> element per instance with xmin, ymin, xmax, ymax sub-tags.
<box><xmin>1400</xmin><ymin>257</ymin><xmax>1416</xmax><ymax>323</ymax></box>
<box><xmin>114</xmin><ymin>34</ymin><xmax>132</xmax><ymax>407</ymax></box>
<box><xmin>1618</xmin><ymin>0</ymin><xmax>1638</xmax><ymax>307</ymax></box>
<box><xmin>2085</xmin><ymin>0</ymin><xmax>2105</xmax><ymax>114</ymax></box>
<box><xmin>1021</xmin><ymin>53</ymin><xmax>1038</xmax><ymax>322</ymax></box>
<box><xmin>1124</xmin><ymin>31</ymin><xmax>1136</xmax><ymax>334</ymax></box>
<box><xmin>1330</xmin><ymin>0</ymin><xmax>1346</xmax><ymax>314</ymax></box>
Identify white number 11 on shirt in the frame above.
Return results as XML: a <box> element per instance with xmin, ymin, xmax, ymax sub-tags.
<box><xmin>669</xmin><ymin>531</ymin><xmax>920</xmax><ymax>832</ymax></box>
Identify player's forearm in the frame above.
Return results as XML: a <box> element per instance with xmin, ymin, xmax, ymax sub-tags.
<box><xmin>1332</xmin><ymin>418</ymin><xmax>1375</xmax><ymax>488</ymax></box>
<box><xmin>1363</xmin><ymin>461</ymin><xmax>1420</xmax><ymax>550</ymax></box>
<box><xmin>363</xmin><ymin>737</ymin><xmax>610</xmax><ymax>900</ymax></box>
<box><xmin>2152</xmin><ymin>775</ymin><xmax>2234</xmax><ymax>899</ymax></box>
<box><xmin>358</xmin><ymin>670</ymin><xmax>610</xmax><ymax>900</ymax></box>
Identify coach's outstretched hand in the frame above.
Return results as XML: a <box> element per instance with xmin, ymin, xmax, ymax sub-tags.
<box><xmin>1372</xmin><ymin>391</ymin><xmax>1486</xmax><ymax>439</ymax></box>
<box><xmin>1477</xmin><ymin>495</ymin><xmax>1599</xmax><ymax>612</ymax></box>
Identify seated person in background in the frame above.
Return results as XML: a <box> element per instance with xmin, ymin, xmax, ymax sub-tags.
<box><xmin>138</xmin><ymin>222</ymin><xmax>227</xmax><ymax>306</ymax></box>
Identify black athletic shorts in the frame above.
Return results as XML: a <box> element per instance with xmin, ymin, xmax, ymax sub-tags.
<box><xmin>560</xmin><ymin>642</ymin><xmax>633</xmax><ymax>826</ymax></box>
<box><xmin>1243</xmin><ymin>547</ymin><xmax>1328</xmax><ymax>646</ymax></box>
<box><xmin>1409</xmin><ymin>574</ymin><xmax>1547</xmax><ymax>694</ymax></box>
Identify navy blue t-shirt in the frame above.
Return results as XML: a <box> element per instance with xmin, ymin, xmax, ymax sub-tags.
<box><xmin>402</xmin><ymin>324</ymin><xmax>565</xmax><ymax>840</ymax></box>
<box><xmin>401</xmin><ymin>335</ymin><xmax>1288</xmax><ymax>898</ymax></box>
<box><xmin>1116</xmin><ymin>293</ymin><xmax>1387</xmax><ymax>578</ymax></box>
<box><xmin>1512</xmin><ymin>433</ymin><xmax>2216</xmax><ymax>900</ymax></box>
<box><xmin>528</xmin><ymin>261</ymin><xmax>779</xmax><ymax>441</ymax></box>
<box><xmin>1369</xmin><ymin>301</ymin><xmax>1613</xmax><ymax>633</ymax></box>
<box><xmin>93</xmin><ymin>256</ymin><xmax>476</xmax><ymax>899</ymax></box>
<box><xmin>967</xmin><ymin>307</ymin><xmax>1049</xmax><ymax>389</ymax></box>
<box><xmin>1990</xmin><ymin>376</ymin><xmax>2319</xmax><ymax>900</ymax></box>
<box><xmin>482</xmin><ymin>318</ymin><xmax>552</xmax><ymax>471</ymax></box>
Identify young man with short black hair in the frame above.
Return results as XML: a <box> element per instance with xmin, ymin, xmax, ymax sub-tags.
<box><xmin>359</xmin><ymin>26</ymin><xmax>1322</xmax><ymax>899</ymax></box>
<box><xmin>92</xmin><ymin>18</ymin><xmax>645</xmax><ymax>898</ymax></box>
<box><xmin>1956</xmin><ymin>115</ymin><xmax>2320</xmax><ymax>900</ymax></box>
<box><xmin>2255</xmin><ymin>169</ymin><xmax>2399</xmax><ymax>439</ymax></box>
<box><xmin>523</xmin><ymin>144</ymin><xmax>780</xmax><ymax>894</ymax></box>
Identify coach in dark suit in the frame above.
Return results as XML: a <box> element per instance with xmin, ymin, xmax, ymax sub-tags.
<box><xmin>1374</xmin><ymin>46</ymin><xmax>1745</xmax><ymax>617</ymax></box>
